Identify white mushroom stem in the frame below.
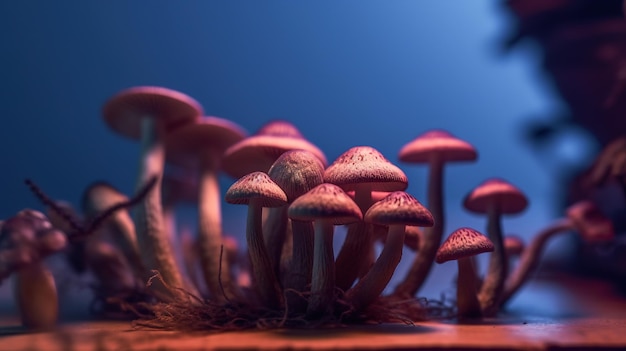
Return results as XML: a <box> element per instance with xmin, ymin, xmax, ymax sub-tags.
<box><xmin>262</xmin><ymin>205</ymin><xmax>289</xmax><ymax>278</ymax></box>
<box><xmin>246</xmin><ymin>200</ymin><xmax>283</xmax><ymax>308</ymax></box>
<box><xmin>334</xmin><ymin>188</ymin><xmax>372</xmax><ymax>291</ymax></box>
<box><xmin>395</xmin><ymin>158</ymin><xmax>444</xmax><ymax>297</ymax></box>
<box><xmin>478</xmin><ymin>203</ymin><xmax>507</xmax><ymax>316</ymax></box>
<box><xmin>14</xmin><ymin>262</ymin><xmax>58</xmax><ymax>330</ymax></box>
<box><xmin>500</xmin><ymin>219</ymin><xmax>573</xmax><ymax>307</ymax></box>
<box><xmin>346</xmin><ymin>224</ymin><xmax>405</xmax><ymax>310</ymax></box>
<box><xmin>456</xmin><ymin>257</ymin><xmax>482</xmax><ymax>319</ymax></box>
<box><xmin>134</xmin><ymin>117</ymin><xmax>186</xmax><ymax>300</ymax></box>
<box><xmin>308</xmin><ymin>220</ymin><xmax>336</xmax><ymax>318</ymax></box>
<box><xmin>197</xmin><ymin>152</ymin><xmax>235</xmax><ymax>301</ymax></box>
<box><xmin>285</xmin><ymin>219</ymin><xmax>314</xmax><ymax>314</ymax></box>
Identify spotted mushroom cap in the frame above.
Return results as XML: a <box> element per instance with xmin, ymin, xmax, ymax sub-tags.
<box><xmin>399</xmin><ymin>130</ymin><xmax>477</xmax><ymax>164</ymax></box>
<box><xmin>435</xmin><ymin>227</ymin><xmax>494</xmax><ymax>264</ymax></box>
<box><xmin>222</xmin><ymin>120</ymin><xmax>327</xmax><ymax>179</ymax></box>
<box><xmin>103</xmin><ymin>86</ymin><xmax>203</xmax><ymax>140</ymax></box>
<box><xmin>268</xmin><ymin>150</ymin><xmax>325</xmax><ymax>202</ymax></box>
<box><xmin>288</xmin><ymin>183</ymin><xmax>363</xmax><ymax>225</ymax></box>
<box><xmin>364</xmin><ymin>192</ymin><xmax>434</xmax><ymax>227</ymax></box>
<box><xmin>225</xmin><ymin>172</ymin><xmax>288</xmax><ymax>208</ymax></box>
<box><xmin>464</xmin><ymin>178</ymin><xmax>528</xmax><ymax>215</ymax></box>
<box><xmin>324</xmin><ymin>146</ymin><xmax>408</xmax><ymax>192</ymax></box>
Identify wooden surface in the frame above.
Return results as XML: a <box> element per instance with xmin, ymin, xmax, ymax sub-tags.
<box><xmin>1</xmin><ymin>273</ymin><xmax>625</xmax><ymax>351</ymax></box>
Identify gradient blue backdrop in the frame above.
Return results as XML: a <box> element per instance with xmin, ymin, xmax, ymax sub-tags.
<box><xmin>0</xmin><ymin>1</ymin><xmax>585</xmax><ymax>304</ymax></box>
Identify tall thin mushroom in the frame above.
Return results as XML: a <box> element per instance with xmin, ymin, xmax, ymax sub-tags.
<box><xmin>103</xmin><ymin>86</ymin><xmax>203</xmax><ymax>300</ymax></box>
<box><xmin>394</xmin><ymin>130</ymin><xmax>477</xmax><ymax>298</ymax></box>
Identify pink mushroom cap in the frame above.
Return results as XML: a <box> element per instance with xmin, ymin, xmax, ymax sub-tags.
<box><xmin>464</xmin><ymin>178</ymin><xmax>528</xmax><ymax>215</ymax></box>
<box><xmin>399</xmin><ymin>130</ymin><xmax>477</xmax><ymax>164</ymax></box>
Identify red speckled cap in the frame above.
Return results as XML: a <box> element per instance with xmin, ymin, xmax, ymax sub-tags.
<box><xmin>364</xmin><ymin>192</ymin><xmax>434</xmax><ymax>227</ymax></box>
<box><xmin>399</xmin><ymin>130</ymin><xmax>477</xmax><ymax>164</ymax></box>
<box><xmin>464</xmin><ymin>178</ymin><xmax>528</xmax><ymax>215</ymax></box>
<box><xmin>103</xmin><ymin>86</ymin><xmax>203</xmax><ymax>140</ymax></box>
<box><xmin>435</xmin><ymin>227</ymin><xmax>494</xmax><ymax>263</ymax></box>
<box><xmin>225</xmin><ymin>172</ymin><xmax>287</xmax><ymax>208</ymax></box>
<box><xmin>268</xmin><ymin>150</ymin><xmax>325</xmax><ymax>202</ymax></box>
<box><xmin>324</xmin><ymin>146</ymin><xmax>408</xmax><ymax>192</ymax></box>
<box><xmin>288</xmin><ymin>183</ymin><xmax>362</xmax><ymax>225</ymax></box>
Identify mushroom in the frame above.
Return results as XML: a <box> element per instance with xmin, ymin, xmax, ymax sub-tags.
<box><xmin>267</xmin><ymin>150</ymin><xmax>325</xmax><ymax>313</ymax></box>
<box><xmin>288</xmin><ymin>183</ymin><xmax>362</xmax><ymax>317</ymax></box>
<box><xmin>500</xmin><ymin>200</ymin><xmax>615</xmax><ymax>306</ymax></box>
<box><xmin>324</xmin><ymin>146</ymin><xmax>408</xmax><ymax>292</ymax></box>
<box><xmin>345</xmin><ymin>192</ymin><xmax>433</xmax><ymax>311</ymax></box>
<box><xmin>103</xmin><ymin>86</ymin><xmax>203</xmax><ymax>299</ymax></box>
<box><xmin>225</xmin><ymin>172</ymin><xmax>287</xmax><ymax>308</ymax></box>
<box><xmin>165</xmin><ymin>116</ymin><xmax>247</xmax><ymax>301</ymax></box>
<box><xmin>0</xmin><ymin>210</ymin><xmax>67</xmax><ymax>330</ymax></box>
<box><xmin>394</xmin><ymin>130</ymin><xmax>477</xmax><ymax>298</ymax></box>
<box><xmin>463</xmin><ymin>178</ymin><xmax>528</xmax><ymax>316</ymax></box>
<box><xmin>435</xmin><ymin>227</ymin><xmax>494</xmax><ymax>319</ymax></box>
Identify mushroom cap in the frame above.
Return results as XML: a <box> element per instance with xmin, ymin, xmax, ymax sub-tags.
<box><xmin>225</xmin><ymin>172</ymin><xmax>288</xmax><ymax>208</ymax></box>
<box><xmin>81</xmin><ymin>182</ymin><xmax>129</xmax><ymax>219</ymax></box>
<box><xmin>324</xmin><ymin>146</ymin><xmax>408</xmax><ymax>192</ymax></box>
<box><xmin>102</xmin><ymin>86</ymin><xmax>203</xmax><ymax>140</ymax></box>
<box><xmin>165</xmin><ymin>116</ymin><xmax>247</xmax><ymax>168</ymax></box>
<box><xmin>463</xmin><ymin>178</ymin><xmax>528</xmax><ymax>215</ymax></box>
<box><xmin>504</xmin><ymin>235</ymin><xmax>525</xmax><ymax>256</ymax></box>
<box><xmin>268</xmin><ymin>150</ymin><xmax>325</xmax><ymax>202</ymax></box>
<box><xmin>398</xmin><ymin>130</ymin><xmax>477</xmax><ymax>164</ymax></box>
<box><xmin>435</xmin><ymin>227</ymin><xmax>494</xmax><ymax>263</ymax></box>
<box><xmin>288</xmin><ymin>183</ymin><xmax>363</xmax><ymax>225</ymax></box>
<box><xmin>222</xmin><ymin>120</ymin><xmax>327</xmax><ymax>179</ymax></box>
<box><xmin>566</xmin><ymin>201</ymin><xmax>615</xmax><ymax>242</ymax></box>
<box><xmin>364</xmin><ymin>192</ymin><xmax>434</xmax><ymax>227</ymax></box>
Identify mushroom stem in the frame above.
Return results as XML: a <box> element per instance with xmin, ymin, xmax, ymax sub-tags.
<box><xmin>246</xmin><ymin>200</ymin><xmax>283</xmax><ymax>309</ymax></box>
<box><xmin>14</xmin><ymin>262</ymin><xmax>58</xmax><ymax>330</ymax></box>
<box><xmin>500</xmin><ymin>219</ymin><xmax>573</xmax><ymax>306</ymax></box>
<box><xmin>346</xmin><ymin>224</ymin><xmax>405</xmax><ymax>310</ymax></box>
<box><xmin>262</xmin><ymin>205</ymin><xmax>289</xmax><ymax>279</ymax></box>
<box><xmin>394</xmin><ymin>159</ymin><xmax>444</xmax><ymax>297</ymax></box>
<box><xmin>285</xmin><ymin>219</ymin><xmax>314</xmax><ymax>314</ymax></box>
<box><xmin>133</xmin><ymin>118</ymin><xmax>186</xmax><ymax>300</ymax></box>
<box><xmin>478</xmin><ymin>203</ymin><xmax>507</xmax><ymax>316</ymax></box>
<box><xmin>109</xmin><ymin>210</ymin><xmax>145</xmax><ymax>283</ymax></box>
<box><xmin>335</xmin><ymin>189</ymin><xmax>372</xmax><ymax>291</ymax></box>
<box><xmin>456</xmin><ymin>257</ymin><xmax>482</xmax><ymax>319</ymax></box>
<box><xmin>197</xmin><ymin>154</ymin><xmax>235</xmax><ymax>301</ymax></box>
<box><xmin>308</xmin><ymin>220</ymin><xmax>335</xmax><ymax>318</ymax></box>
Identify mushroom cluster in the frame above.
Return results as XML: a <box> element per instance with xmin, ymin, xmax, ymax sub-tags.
<box><xmin>4</xmin><ymin>85</ymin><xmax>619</xmax><ymax>331</ymax></box>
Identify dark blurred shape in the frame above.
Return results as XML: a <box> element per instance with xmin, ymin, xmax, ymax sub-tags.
<box><xmin>503</xmin><ymin>0</ymin><xmax>626</xmax><ymax>287</ymax></box>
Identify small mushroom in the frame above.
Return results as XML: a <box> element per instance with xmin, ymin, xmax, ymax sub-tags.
<box><xmin>0</xmin><ymin>210</ymin><xmax>67</xmax><ymax>330</ymax></box>
<box><xmin>463</xmin><ymin>178</ymin><xmax>528</xmax><ymax>316</ymax></box>
<box><xmin>394</xmin><ymin>130</ymin><xmax>477</xmax><ymax>298</ymax></box>
<box><xmin>225</xmin><ymin>172</ymin><xmax>287</xmax><ymax>308</ymax></box>
<box><xmin>346</xmin><ymin>192</ymin><xmax>433</xmax><ymax>311</ymax></box>
<box><xmin>435</xmin><ymin>227</ymin><xmax>494</xmax><ymax>319</ymax></box>
<box><xmin>288</xmin><ymin>183</ymin><xmax>362</xmax><ymax>317</ymax></box>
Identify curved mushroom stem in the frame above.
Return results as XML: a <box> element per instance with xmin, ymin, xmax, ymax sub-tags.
<box><xmin>500</xmin><ymin>219</ymin><xmax>573</xmax><ymax>307</ymax></box>
<box><xmin>478</xmin><ymin>203</ymin><xmax>507</xmax><ymax>316</ymax></box>
<box><xmin>134</xmin><ymin>118</ymin><xmax>187</xmax><ymax>300</ymax></box>
<box><xmin>456</xmin><ymin>257</ymin><xmax>482</xmax><ymax>320</ymax></box>
<box><xmin>197</xmin><ymin>153</ymin><xmax>236</xmax><ymax>301</ymax></box>
<box><xmin>394</xmin><ymin>159</ymin><xmax>444</xmax><ymax>297</ymax></box>
<box><xmin>108</xmin><ymin>211</ymin><xmax>145</xmax><ymax>284</ymax></box>
<box><xmin>246</xmin><ymin>200</ymin><xmax>283</xmax><ymax>309</ymax></box>
<box><xmin>14</xmin><ymin>262</ymin><xmax>58</xmax><ymax>330</ymax></box>
<box><xmin>262</xmin><ymin>205</ymin><xmax>289</xmax><ymax>279</ymax></box>
<box><xmin>285</xmin><ymin>220</ymin><xmax>314</xmax><ymax>314</ymax></box>
<box><xmin>335</xmin><ymin>189</ymin><xmax>372</xmax><ymax>291</ymax></box>
<box><xmin>307</xmin><ymin>220</ymin><xmax>335</xmax><ymax>318</ymax></box>
<box><xmin>346</xmin><ymin>224</ymin><xmax>405</xmax><ymax>311</ymax></box>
